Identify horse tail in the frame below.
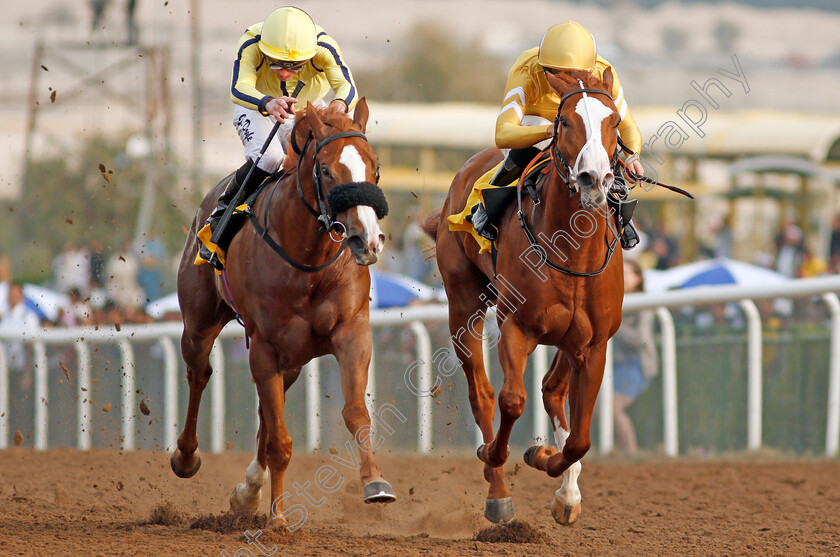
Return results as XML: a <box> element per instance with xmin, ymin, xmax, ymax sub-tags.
<box><xmin>419</xmin><ymin>208</ymin><xmax>441</xmax><ymax>241</ymax></box>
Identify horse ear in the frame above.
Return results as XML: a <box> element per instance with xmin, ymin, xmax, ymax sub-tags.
<box><xmin>545</xmin><ymin>70</ymin><xmax>575</xmax><ymax>96</ymax></box>
<box><xmin>304</xmin><ymin>101</ymin><xmax>326</xmax><ymax>138</ymax></box>
<box><xmin>352</xmin><ymin>97</ymin><xmax>369</xmax><ymax>132</ymax></box>
<box><xmin>601</xmin><ymin>67</ymin><xmax>615</xmax><ymax>96</ymax></box>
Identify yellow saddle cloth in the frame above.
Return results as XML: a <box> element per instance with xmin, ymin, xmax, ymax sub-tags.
<box><xmin>446</xmin><ymin>165</ymin><xmax>499</xmax><ymax>254</ymax></box>
<box><xmin>447</xmin><ymin>156</ymin><xmax>551</xmax><ymax>254</ymax></box>
<box><xmin>193</xmin><ymin>203</ymin><xmax>250</xmax><ymax>273</ymax></box>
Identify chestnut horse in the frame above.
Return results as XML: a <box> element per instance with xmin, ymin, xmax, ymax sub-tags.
<box><xmin>171</xmin><ymin>100</ymin><xmax>396</xmax><ymax>529</ymax></box>
<box><xmin>422</xmin><ymin>70</ymin><xmax>624</xmax><ymax>525</ymax></box>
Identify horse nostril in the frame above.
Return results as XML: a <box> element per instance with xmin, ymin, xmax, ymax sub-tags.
<box><xmin>576</xmin><ymin>171</ymin><xmax>596</xmax><ymax>189</ymax></box>
<box><xmin>347</xmin><ymin>236</ymin><xmax>365</xmax><ymax>253</ymax></box>
<box><xmin>378</xmin><ymin>234</ymin><xmax>385</xmax><ymax>245</ymax></box>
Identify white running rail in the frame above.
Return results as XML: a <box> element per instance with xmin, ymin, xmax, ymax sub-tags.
<box><xmin>0</xmin><ymin>276</ymin><xmax>838</xmax><ymax>456</ymax></box>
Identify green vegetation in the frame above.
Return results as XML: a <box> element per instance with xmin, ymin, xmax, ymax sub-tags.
<box><xmin>4</xmin><ymin>135</ymin><xmax>187</xmax><ymax>283</ymax></box>
<box><xmin>354</xmin><ymin>21</ymin><xmax>508</xmax><ymax>103</ymax></box>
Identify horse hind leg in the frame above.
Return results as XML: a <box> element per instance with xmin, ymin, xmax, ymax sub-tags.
<box><xmin>523</xmin><ymin>350</ymin><xmax>583</xmax><ymax>525</ymax></box>
<box><xmin>171</xmin><ymin>323</ymin><xmax>227</xmax><ymax>478</ymax></box>
<box><xmin>171</xmin><ymin>232</ymin><xmax>233</xmax><ymax>478</ymax></box>
<box><xmin>230</xmin><ymin>405</ymin><xmax>269</xmax><ymax>513</ymax></box>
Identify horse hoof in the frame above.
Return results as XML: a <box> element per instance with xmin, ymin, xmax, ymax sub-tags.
<box><xmin>523</xmin><ymin>445</ymin><xmax>540</xmax><ymax>468</ymax></box>
<box><xmin>229</xmin><ymin>484</ymin><xmax>261</xmax><ymax>514</ymax></box>
<box><xmin>476</xmin><ymin>444</ymin><xmax>486</xmax><ymax>461</ymax></box>
<box><xmin>170</xmin><ymin>449</ymin><xmax>201</xmax><ymax>478</ymax></box>
<box><xmin>484</xmin><ymin>497</ymin><xmax>515</xmax><ymax>524</ymax></box>
<box><xmin>551</xmin><ymin>497</ymin><xmax>582</xmax><ymax>525</ymax></box>
<box><xmin>363</xmin><ymin>480</ymin><xmax>397</xmax><ymax>504</ymax></box>
<box><xmin>265</xmin><ymin>516</ymin><xmax>289</xmax><ymax>531</ymax></box>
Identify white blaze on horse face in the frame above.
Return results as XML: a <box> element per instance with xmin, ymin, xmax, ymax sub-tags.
<box><xmin>355</xmin><ymin>206</ymin><xmax>383</xmax><ymax>254</ymax></box>
<box><xmin>338</xmin><ymin>145</ymin><xmax>383</xmax><ymax>254</ymax></box>
<box><xmin>339</xmin><ymin>145</ymin><xmax>367</xmax><ymax>183</ymax></box>
<box><xmin>573</xmin><ymin>96</ymin><xmax>613</xmax><ymax>190</ymax></box>
<box><xmin>553</xmin><ymin>416</ymin><xmax>582</xmax><ymax>507</ymax></box>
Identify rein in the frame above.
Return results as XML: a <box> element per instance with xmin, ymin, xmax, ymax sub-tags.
<box><xmin>515</xmin><ymin>81</ymin><xmax>619</xmax><ymax>278</ymax></box>
<box><xmin>616</xmin><ymin>136</ymin><xmax>695</xmax><ymax>199</ymax></box>
<box><xmin>247</xmin><ymin>118</ymin><xmax>376</xmax><ymax>273</ymax></box>
<box><xmin>248</xmin><ymin>179</ymin><xmax>347</xmax><ymax>272</ymax></box>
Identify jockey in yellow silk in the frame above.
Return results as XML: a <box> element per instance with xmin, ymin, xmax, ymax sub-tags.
<box><xmin>205</xmin><ymin>6</ymin><xmax>358</xmax><ymax>247</ymax></box>
<box><xmin>476</xmin><ymin>21</ymin><xmax>643</xmax><ymax>248</ymax></box>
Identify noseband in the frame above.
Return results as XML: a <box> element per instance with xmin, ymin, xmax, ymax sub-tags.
<box><xmin>515</xmin><ymin>80</ymin><xmax>620</xmax><ymax>278</ymax></box>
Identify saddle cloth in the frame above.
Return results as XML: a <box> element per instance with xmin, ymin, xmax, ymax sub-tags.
<box><xmin>193</xmin><ymin>202</ymin><xmax>250</xmax><ymax>273</ymax></box>
<box><xmin>447</xmin><ymin>154</ymin><xmax>551</xmax><ymax>254</ymax></box>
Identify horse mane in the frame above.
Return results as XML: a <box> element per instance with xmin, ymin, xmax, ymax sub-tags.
<box><xmin>550</xmin><ymin>69</ymin><xmax>605</xmax><ymax>94</ymax></box>
<box><xmin>281</xmin><ymin>104</ymin><xmax>358</xmax><ymax>173</ymax></box>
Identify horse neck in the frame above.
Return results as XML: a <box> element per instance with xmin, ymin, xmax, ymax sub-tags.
<box><xmin>264</xmin><ymin>171</ymin><xmax>337</xmax><ymax>260</ymax></box>
<box><xmin>536</xmin><ymin>174</ymin><xmax>611</xmax><ymax>262</ymax></box>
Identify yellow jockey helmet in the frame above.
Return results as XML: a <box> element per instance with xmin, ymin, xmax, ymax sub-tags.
<box><xmin>538</xmin><ymin>21</ymin><xmax>597</xmax><ymax>71</ymax></box>
<box><xmin>259</xmin><ymin>6</ymin><xmax>318</xmax><ymax>62</ymax></box>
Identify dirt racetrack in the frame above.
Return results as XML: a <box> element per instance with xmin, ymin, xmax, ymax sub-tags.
<box><xmin>1</xmin><ymin>449</ymin><xmax>838</xmax><ymax>556</ymax></box>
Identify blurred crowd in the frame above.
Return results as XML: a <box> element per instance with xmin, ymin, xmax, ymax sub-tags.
<box><xmin>0</xmin><ymin>234</ymin><xmax>171</xmax><ymax>331</ymax></box>
<box><xmin>630</xmin><ymin>215</ymin><xmax>839</xmax><ymax>280</ymax></box>
<box><xmin>2</xmin><ymin>208</ymin><xmax>839</xmax><ymax>333</ymax></box>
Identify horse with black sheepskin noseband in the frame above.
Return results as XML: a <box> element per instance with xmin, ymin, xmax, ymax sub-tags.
<box><xmin>328</xmin><ymin>181</ymin><xmax>389</xmax><ymax>265</ymax></box>
<box><xmin>327</xmin><ymin>182</ymin><xmax>389</xmax><ymax>220</ymax></box>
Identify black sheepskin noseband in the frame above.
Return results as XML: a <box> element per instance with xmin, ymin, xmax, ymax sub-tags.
<box><xmin>327</xmin><ymin>182</ymin><xmax>389</xmax><ymax>220</ymax></box>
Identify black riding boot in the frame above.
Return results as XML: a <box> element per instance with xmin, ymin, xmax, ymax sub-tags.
<box><xmin>489</xmin><ymin>147</ymin><xmax>540</xmax><ymax>186</ymax></box>
<box><xmin>621</xmin><ymin>220</ymin><xmax>640</xmax><ymax>249</ymax></box>
<box><xmin>201</xmin><ymin>160</ymin><xmax>270</xmax><ymax>270</ymax></box>
<box><xmin>608</xmin><ymin>178</ymin><xmax>640</xmax><ymax>250</ymax></box>
<box><xmin>206</xmin><ymin>160</ymin><xmax>270</xmax><ymax>231</ymax></box>
<box><xmin>468</xmin><ymin>147</ymin><xmax>541</xmax><ymax>241</ymax></box>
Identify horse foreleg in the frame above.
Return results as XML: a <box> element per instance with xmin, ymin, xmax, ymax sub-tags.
<box><xmin>524</xmin><ymin>349</ymin><xmax>588</xmax><ymax>524</ymax></box>
<box><xmin>447</xmin><ymin>305</ymin><xmax>514</xmax><ymax>523</ymax></box>
<box><xmin>171</xmin><ymin>327</ymin><xmax>224</xmax><ymax>478</ymax></box>
<box><xmin>540</xmin><ymin>343</ymin><xmax>607</xmax><ymax>524</ymax></box>
<box><xmin>541</xmin><ymin>351</ymin><xmax>583</xmax><ymax>524</ymax></box>
<box><xmin>230</xmin><ymin>404</ymin><xmax>269</xmax><ymax>514</ymax></box>
<box><xmin>249</xmin><ymin>340</ymin><xmax>294</xmax><ymax>530</ymax></box>
<box><xmin>332</xmin><ymin>322</ymin><xmax>396</xmax><ymax>504</ymax></box>
<box><xmin>481</xmin><ymin>323</ymin><xmax>535</xmax><ymax>469</ymax></box>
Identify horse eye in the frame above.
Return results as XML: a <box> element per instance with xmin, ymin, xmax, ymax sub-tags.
<box><xmin>375</xmin><ymin>165</ymin><xmax>381</xmax><ymax>184</ymax></box>
<box><xmin>559</xmin><ymin>115</ymin><xmax>568</xmax><ymax>127</ymax></box>
<box><xmin>320</xmin><ymin>164</ymin><xmax>331</xmax><ymax>178</ymax></box>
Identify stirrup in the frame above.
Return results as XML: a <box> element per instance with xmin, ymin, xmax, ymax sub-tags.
<box><xmin>198</xmin><ymin>244</ymin><xmax>224</xmax><ymax>271</ymax></box>
<box><xmin>466</xmin><ymin>203</ymin><xmax>497</xmax><ymax>242</ymax></box>
<box><xmin>621</xmin><ymin>221</ymin><xmax>639</xmax><ymax>250</ymax></box>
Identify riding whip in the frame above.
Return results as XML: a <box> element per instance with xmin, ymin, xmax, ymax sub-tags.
<box><xmin>615</xmin><ymin>136</ymin><xmax>695</xmax><ymax>200</ymax></box>
<box><xmin>618</xmin><ymin>159</ymin><xmax>695</xmax><ymax>199</ymax></box>
<box><xmin>211</xmin><ymin>80</ymin><xmax>306</xmax><ymax>245</ymax></box>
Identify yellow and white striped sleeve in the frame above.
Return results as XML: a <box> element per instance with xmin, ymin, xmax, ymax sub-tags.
<box><xmin>608</xmin><ymin>65</ymin><xmax>642</xmax><ymax>154</ymax></box>
<box><xmin>231</xmin><ymin>31</ymin><xmax>272</xmax><ymax>114</ymax></box>
<box><xmin>313</xmin><ymin>31</ymin><xmax>358</xmax><ymax>111</ymax></box>
<box><xmin>494</xmin><ymin>62</ymin><xmax>553</xmax><ymax>150</ymax></box>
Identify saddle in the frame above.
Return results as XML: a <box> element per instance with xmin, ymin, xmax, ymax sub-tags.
<box><xmin>193</xmin><ymin>176</ymin><xmax>275</xmax><ymax>274</ymax></box>
<box><xmin>194</xmin><ymin>202</ymin><xmax>251</xmax><ymax>274</ymax></box>
<box><xmin>447</xmin><ymin>153</ymin><xmax>552</xmax><ymax>254</ymax></box>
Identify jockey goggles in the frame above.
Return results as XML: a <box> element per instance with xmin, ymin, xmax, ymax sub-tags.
<box><xmin>543</xmin><ymin>66</ymin><xmax>571</xmax><ymax>76</ymax></box>
<box><xmin>268</xmin><ymin>57</ymin><xmax>307</xmax><ymax>71</ymax></box>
